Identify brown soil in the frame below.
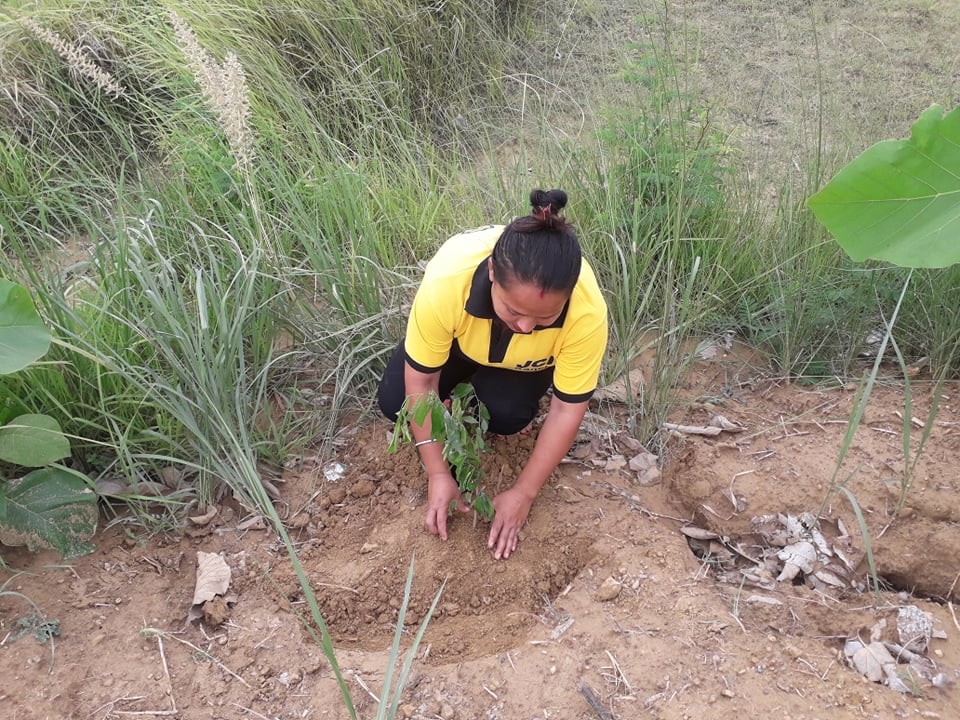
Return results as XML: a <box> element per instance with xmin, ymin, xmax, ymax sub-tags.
<box><xmin>3</xmin><ymin>350</ymin><xmax>959</xmax><ymax>719</ymax></box>
<box><xmin>4</xmin><ymin>1</ymin><xmax>960</xmax><ymax>719</ymax></box>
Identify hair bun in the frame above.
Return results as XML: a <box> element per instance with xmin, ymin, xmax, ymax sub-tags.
<box><xmin>529</xmin><ymin>188</ymin><xmax>568</xmax><ymax>214</ymax></box>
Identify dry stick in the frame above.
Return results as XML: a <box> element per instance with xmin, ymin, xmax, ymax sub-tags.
<box><xmin>140</xmin><ymin>627</ymin><xmax>251</xmax><ymax>688</ymax></box>
<box><xmin>231</xmin><ymin>704</ymin><xmax>274</xmax><ymax>720</ymax></box>
<box><xmin>579</xmin><ymin>681</ymin><xmax>617</xmax><ymax>720</ymax></box>
<box><xmin>948</xmin><ymin>573</ymin><xmax>960</xmax><ymax>632</ymax></box>
<box><xmin>350</xmin><ymin>671</ymin><xmax>381</xmax><ymax>704</ymax></box>
<box><xmin>113</xmin><ymin>634</ymin><xmax>178</xmax><ymax>716</ymax></box>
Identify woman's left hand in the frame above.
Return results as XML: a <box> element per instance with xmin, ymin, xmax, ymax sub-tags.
<box><xmin>488</xmin><ymin>487</ymin><xmax>534</xmax><ymax>560</ymax></box>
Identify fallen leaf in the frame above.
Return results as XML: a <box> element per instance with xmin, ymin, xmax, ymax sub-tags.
<box><xmin>192</xmin><ymin>551</ymin><xmax>231</xmax><ymax>606</ymax></box>
<box><xmin>189</xmin><ymin>505</ymin><xmax>218</xmax><ymax>526</ymax></box>
<box><xmin>604</xmin><ymin>455</ymin><xmax>628</xmax><ymax>472</ymax></box>
<box><xmin>637</xmin><ymin>467</ymin><xmax>662</xmax><ymax>486</ymax></box>
<box><xmin>709</xmin><ymin>415</ymin><xmax>744</xmax><ymax>432</ymax></box>
<box><xmin>595</xmin><ymin>369</ymin><xmax>644</xmax><ymax>402</ymax></box>
<box><xmin>848</xmin><ymin>641</ymin><xmax>895</xmax><ymax>683</ymax></box>
<box><xmin>628</xmin><ymin>452</ymin><xmax>658</xmax><ymax>472</ymax></box>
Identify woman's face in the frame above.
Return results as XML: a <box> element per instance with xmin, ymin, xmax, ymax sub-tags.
<box><xmin>488</xmin><ymin>261</ymin><xmax>569</xmax><ymax>334</ymax></box>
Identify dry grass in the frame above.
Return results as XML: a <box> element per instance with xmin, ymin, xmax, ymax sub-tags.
<box><xmin>21</xmin><ymin>17</ymin><xmax>126</xmax><ymax>100</ymax></box>
<box><xmin>167</xmin><ymin>9</ymin><xmax>254</xmax><ymax>175</ymax></box>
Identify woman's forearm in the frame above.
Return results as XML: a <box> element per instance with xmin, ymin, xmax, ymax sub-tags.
<box><xmin>512</xmin><ymin>395</ymin><xmax>587</xmax><ymax>498</ymax></box>
<box><xmin>402</xmin><ymin>363</ymin><xmax>449</xmax><ymax>476</ymax></box>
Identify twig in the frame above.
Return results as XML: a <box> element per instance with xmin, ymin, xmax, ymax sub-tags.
<box><xmin>603</xmin><ymin>650</ymin><xmax>632</xmax><ymax>693</ymax></box>
<box><xmin>949</xmin><ymin>601</ymin><xmax>960</xmax><ymax>633</ymax></box>
<box><xmin>579</xmin><ymin>680</ymin><xmax>616</xmax><ymax>720</ymax></box>
<box><xmin>231</xmin><ymin>704</ymin><xmax>274</xmax><ymax>720</ymax></box>
<box><xmin>156</xmin><ymin>633</ymin><xmax>176</xmax><ymax>713</ymax></box>
<box><xmin>595</xmin><ymin>482</ymin><xmax>688</xmax><ymax>522</ymax></box>
<box><xmin>139</xmin><ymin>627</ymin><xmax>250</xmax><ymax>688</ymax></box>
<box><xmin>111</xmin><ymin>633</ymin><xmax>179</xmax><ymax>716</ymax></box>
<box><xmin>313</xmin><ymin>582</ymin><xmax>359</xmax><ymax>595</ymax></box>
<box><xmin>350</xmin><ymin>671</ymin><xmax>381</xmax><ymax>703</ymax></box>
<box><xmin>113</xmin><ymin>711</ymin><xmax>178</xmax><ymax>717</ymax></box>
<box><xmin>796</xmin><ymin>658</ymin><xmax>832</xmax><ymax>681</ymax></box>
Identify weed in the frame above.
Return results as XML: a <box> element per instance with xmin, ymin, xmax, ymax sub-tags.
<box><xmin>10</xmin><ymin>613</ymin><xmax>61</xmax><ymax>644</ymax></box>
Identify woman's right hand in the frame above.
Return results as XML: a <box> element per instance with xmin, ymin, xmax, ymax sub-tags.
<box><xmin>425</xmin><ymin>472</ymin><xmax>469</xmax><ymax>540</ymax></box>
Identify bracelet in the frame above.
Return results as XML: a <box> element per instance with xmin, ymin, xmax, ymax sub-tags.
<box><xmin>414</xmin><ymin>438</ymin><xmax>440</xmax><ymax>448</ymax></box>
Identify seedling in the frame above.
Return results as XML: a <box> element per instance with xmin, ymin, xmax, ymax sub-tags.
<box><xmin>389</xmin><ymin>383</ymin><xmax>494</xmax><ymax>521</ymax></box>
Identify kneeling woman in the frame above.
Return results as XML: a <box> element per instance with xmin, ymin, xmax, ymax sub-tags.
<box><xmin>378</xmin><ymin>189</ymin><xmax>608</xmax><ymax>559</ymax></box>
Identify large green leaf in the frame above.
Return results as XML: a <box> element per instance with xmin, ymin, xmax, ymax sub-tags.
<box><xmin>0</xmin><ymin>413</ymin><xmax>71</xmax><ymax>467</ymax></box>
<box><xmin>808</xmin><ymin>104</ymin><xmax>960</xmax><ymax>268</ymax></box>
<box><xmin>0</xmin><ymin>279</ymin><xmax>52</xmax><ymax>374</ymax></box>
<box><xmin>0</xmin><ymin>468</ymin><xmax>98</xmax><ymax>558</ymax></box>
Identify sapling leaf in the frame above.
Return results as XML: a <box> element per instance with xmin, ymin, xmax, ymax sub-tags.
<box><xmin>808</xmin><ymin>104</ymin><xmax>960</xmax><ymax>268</ymax></box>
<box><xmin>389</xmin><ymin>384</ymin><xmax>493</xmax><ymax>521</ymax></box>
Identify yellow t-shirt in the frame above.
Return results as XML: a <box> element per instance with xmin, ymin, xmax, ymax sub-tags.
<box><xmin>404</xmin><ymin>225</ymin><xmax>608</xmax><ymax>403</ymax></box>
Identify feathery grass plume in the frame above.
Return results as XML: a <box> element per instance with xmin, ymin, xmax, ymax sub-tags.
<box><xmin>167</xmin><ymin>10</ymin><xmax>254</xmax><ymax>175</ymax></box>
<box><xmin>21</xmin><ymin>17</ymin><xmax>126</xmax><ymax>100</ymax></box>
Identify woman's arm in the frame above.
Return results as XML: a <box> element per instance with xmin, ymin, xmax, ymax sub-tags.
<box><xmin>403</xmin><ymin>363</ymin><xmax>469</xmax><ymax>540</ymax></box>
<box><xmin>487</xmin><ymin>394</ymin><xmax>588</xmax><ymax>559</ymax></box>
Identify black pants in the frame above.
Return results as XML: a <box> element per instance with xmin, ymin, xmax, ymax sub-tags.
<box><xmin>377</xmin><ymin>341</ymin><xmax>553</xmax><ymax>435</ymax></box>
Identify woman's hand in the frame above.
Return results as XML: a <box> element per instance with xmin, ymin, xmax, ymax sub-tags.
<box><xmin>488</xmin><ymin>486</ymin><xmax>535</xmax><ymax>560</ymax></box>
<box><xmin>425</xmin><ymin>471</ymin><xmax>468</xmax><ymax>540</ymax></box>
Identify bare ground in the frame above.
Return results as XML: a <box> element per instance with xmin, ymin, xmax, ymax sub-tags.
<box><xmin>2</xmin><ymin>349</ymin><xmax>959</xmax><ymax>719</ymax></box>
<box><xmin>4</xmin><ymin>1</ymin><xmax>960</xmax><ymax>719</ymax></box>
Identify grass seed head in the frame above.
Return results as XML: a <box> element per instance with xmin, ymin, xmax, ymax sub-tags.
<box><xmin>21</xmin><ymin>17</ymin><xmax>126</xmax><ymax>100</ymax></box>
<box><xmin>167</xmin><ymin>10</ymin><xmax>254</xmax><ymax>175</ymax></box>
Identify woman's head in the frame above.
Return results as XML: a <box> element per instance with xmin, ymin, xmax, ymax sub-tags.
<box><xmin>488</xmin><ymin>189</ymin><xmax>582</xmax><ymax>333</ymax></box>
<box><xmin>491</xmin><ymin>189</ymin><xmax>581</xmax><ymax>292</ymax></box>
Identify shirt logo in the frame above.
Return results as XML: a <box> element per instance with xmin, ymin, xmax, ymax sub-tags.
<box><xmin>515</xmin><ymin>356</ymin><xmax>555</xmax><ymax>371</ymax></box>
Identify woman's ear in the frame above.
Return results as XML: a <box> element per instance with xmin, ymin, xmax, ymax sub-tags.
<box><xmin>487</xmin><ymin>257</ymin><xmax>495</xmax><ymax>283</ymax></box>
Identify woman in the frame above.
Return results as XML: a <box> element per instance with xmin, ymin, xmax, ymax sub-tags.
<box><xmin>378</xmin><ymin>189</ymin><xmax>608</xmax><ymax>559</ymax></box>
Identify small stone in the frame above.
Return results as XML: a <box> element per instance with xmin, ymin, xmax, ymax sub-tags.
<box><xmin>721</xmin><ymin>689</ymin><xmax>735</xmax><ymax>698</ymax></box>
<box><xmin>327</xmin><ymin>486</ymin><xmax>346</xmax><ymax>504</ymax></box>
<box><xmin>360</xmin><ymin>542</ymin><xmax>380</xmax><ymax>554</ymax></box>
<box><xmin>596</xmin><ymin>576</ymin><xmax>622</xmax><ymax>602</ymax></box>
<box><xmin>440</xmin><ymin>703</ymin><xmax>455</xmax><ymax>719</ymax></box>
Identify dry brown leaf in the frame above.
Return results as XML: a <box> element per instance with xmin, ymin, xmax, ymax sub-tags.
<box><xmin>188</xmin><ymin>505</ymin><xmax>218</xmax><ymax>526</ymax></box>
<box><xmin>192</xmin><ymin>551</ymin><xmax>231</xmax><ymax>606</ymax></box>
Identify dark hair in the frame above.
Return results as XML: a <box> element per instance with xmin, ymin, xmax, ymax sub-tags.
<box><xmin>491</xmin><ymin>188</ymin><xmax>582</xmax><ymax>294</ymax></box>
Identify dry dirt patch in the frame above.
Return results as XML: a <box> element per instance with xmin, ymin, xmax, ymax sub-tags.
<box><xmin>2</xmin><ymin>358</ymin><xmax>959</xmax><ymax>719</ymax></box>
